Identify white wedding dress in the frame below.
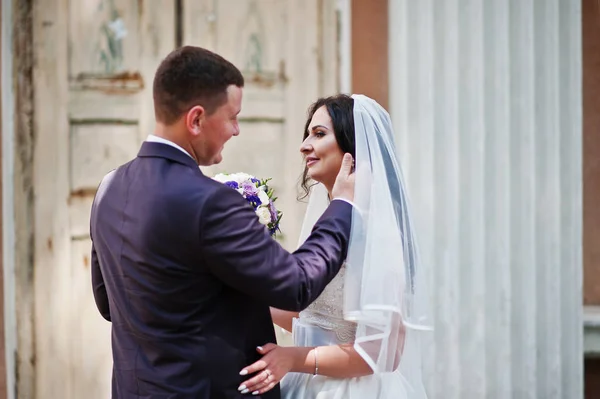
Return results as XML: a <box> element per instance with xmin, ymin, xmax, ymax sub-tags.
<box><xmin>280</xmin><ymin>264</ymin><xmax>411</xmax><ymax>399</ymax></box>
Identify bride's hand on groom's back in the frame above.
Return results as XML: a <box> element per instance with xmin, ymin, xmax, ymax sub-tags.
<box><xmin>237</xmin><ymin>343</ymin><xmax>297</xmax><ymax>395</ymax></box>
<box><xmin>331</xmin><ymin>153</ymin><xmax>355</xmax><ymax>203</ymax></box>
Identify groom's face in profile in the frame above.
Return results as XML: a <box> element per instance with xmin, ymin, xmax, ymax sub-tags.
<box><xmin>192</xmin><ymin>85</ymin><xmax>243</xmax><ymax>166</ymax></box>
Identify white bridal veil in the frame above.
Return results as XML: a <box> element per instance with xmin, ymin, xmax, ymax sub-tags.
<box><xmin>298</xmin><ymin>94</ymin><xmax>430</xmax><ymax>395</ymax></box>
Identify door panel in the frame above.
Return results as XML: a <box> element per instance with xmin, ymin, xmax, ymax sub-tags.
<box><xmin>34</xmin><ymin>1</ymin><xmax>175</xmax><ymax>398</ymax></box>
<box><xmin>70</xmin><ymin>124</ymin><xmax>139</xmax><ymax>192</ymax></box>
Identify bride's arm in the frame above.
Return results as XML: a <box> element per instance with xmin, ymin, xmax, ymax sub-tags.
<box><xmin>270</xmin><ymin>308</ymin><xmax>298</xmax><ymax>332</ymax></box>
<box><xmin>286</xmin><ymin>344</ymin><xmax>372</xmax><ymax>378</ymax></box>
<box><xmin>286</xmin><ymin>322</ymin><xmax>405</xmax><ymax>378</ymax></box>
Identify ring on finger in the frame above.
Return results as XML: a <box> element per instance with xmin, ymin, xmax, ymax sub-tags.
<box><xmin>265</xmin><ymin>370</ymin><xmax>272</xmax><ymax>378</ymax></box>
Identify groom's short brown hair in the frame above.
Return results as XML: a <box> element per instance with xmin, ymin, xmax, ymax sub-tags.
<box><xmin>152</xmin><ymin>46</ymin><xmax>244</xmax><ymax>125</ymax></box>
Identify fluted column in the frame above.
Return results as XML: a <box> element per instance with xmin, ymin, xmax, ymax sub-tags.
<box><xmin>388</xmin><ymin>1</ymin><xmax>583</xmax><ymax>397</ymax></box>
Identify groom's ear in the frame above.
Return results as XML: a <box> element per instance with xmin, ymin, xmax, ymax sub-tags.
<box><xmin>186</xmin><ymin>106</ymin><xmax>206</xmax><ymax>137</ymax></box>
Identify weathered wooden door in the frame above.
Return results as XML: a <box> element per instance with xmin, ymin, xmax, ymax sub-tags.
<box><xmin>30</xmin><ymin>1</ymin><xmax>339</xmax><ymax>398</ymax></box>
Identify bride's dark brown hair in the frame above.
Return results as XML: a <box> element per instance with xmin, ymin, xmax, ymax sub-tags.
<box><xmin>298</xmin><ymin>94</ymin><xmax>356</xmax><ymax>200</ymax></box>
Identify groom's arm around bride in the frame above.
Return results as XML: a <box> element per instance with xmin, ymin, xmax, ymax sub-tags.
<box><xmin>89</xmin><ymin>45</ymin><xmax>355</xmax><ymax>399</ymax></box>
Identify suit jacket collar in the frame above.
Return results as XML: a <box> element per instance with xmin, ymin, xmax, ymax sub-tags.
<box><xmin>137</xmin><ymin>141</ymin><xmax>200</xmax><ymax>170</ymax></box>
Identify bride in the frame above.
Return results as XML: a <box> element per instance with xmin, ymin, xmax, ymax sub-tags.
<box><xmin>237</xmin><ymin>94</ymin><xmax>430</xmax><ymax>398</ymax></box>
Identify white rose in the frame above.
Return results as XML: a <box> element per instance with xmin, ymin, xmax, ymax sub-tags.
<box><xmin>226</xmin><ymin>173</ymin><xmax>240</xmax><ymax>183</ymax></box>
<box><xmin>258</xmin><ymin>190</ymin><xmax>270</xmax><ymax>206</ymax></box>
<box><xmin>233</xmin><ymin>172</ymin><xmax>253</xmax><ymax>183</ymax></box>
<box><xmin>213</xmin><ymin>173</ymin><xmax>229</xmax><ymax>183</ymax></box>
<box><xmin>256</xmin><ymin>206</ymin><xmax>271</xmax><ymax>225</ymax></box>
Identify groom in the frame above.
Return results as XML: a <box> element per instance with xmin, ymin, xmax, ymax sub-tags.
<box><xmin>90</xmin><ymin>46</ymin><xmax>355</xmax><ymax>399</ymax></box>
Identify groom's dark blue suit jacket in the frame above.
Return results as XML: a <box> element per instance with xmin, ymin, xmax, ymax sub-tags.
<box><xmin>90</xmin><ymin>142</ymin><xmax>352</xmax><ymax>399</ymax></box>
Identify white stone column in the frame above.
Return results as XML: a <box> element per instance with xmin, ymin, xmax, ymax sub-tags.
<box><xmin>388</xmin><ymin>1</ymin><xmax>583</xmax><ymax>397</ymax></box>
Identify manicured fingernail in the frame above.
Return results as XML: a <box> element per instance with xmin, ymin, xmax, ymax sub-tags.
<box><xmin>238</xmin><ymin>384</ymin><xmax>247</xmax><ymax>391</ymax></box>
<box><xmin>257</xmin><ymin>346</ymin><xmax>263</xmax><ymax>351</ymax></box>
<box><xmin>239</xmin><ymin>369</ymin><xmax>248</xmax><ymax>376</ymax></box>
<box><xmin>241</xmin><ymin>389</ymin><xmax>249</xmax><ymax>394</ymax></box>
<box><xmin>252</xmin><ymin>391</ymin><xmax>259</xmax><ymax>395</ymax></box>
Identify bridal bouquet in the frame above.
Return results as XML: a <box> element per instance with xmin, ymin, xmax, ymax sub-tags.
<box><xmin>213</xmin><ymin>172</ymin><xmax>283</xmax><ymax>236</ymax></box>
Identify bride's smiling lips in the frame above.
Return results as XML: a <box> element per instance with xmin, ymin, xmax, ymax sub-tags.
<box><xmin>306</xmin><ymin>156</ymin><xmax>319</xmax><ymax>167</ymax></box>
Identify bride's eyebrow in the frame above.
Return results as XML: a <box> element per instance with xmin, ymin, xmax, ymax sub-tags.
<box><xmin>311</xmin><ymin>125</ymin><xmax>329</xmax><ymax>131</ymax></box>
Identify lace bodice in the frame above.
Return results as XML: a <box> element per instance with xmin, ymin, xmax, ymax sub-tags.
<box><xmin>298</xmin><ymin>263</ymin><xmax>357</xmax><ymax>343</ymax></box>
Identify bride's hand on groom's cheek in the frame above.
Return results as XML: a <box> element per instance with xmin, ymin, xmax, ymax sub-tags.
<box><xmin>238</xmin><ymin>343</ymin><xmax>294</xmax><ymax>395</ymax></box>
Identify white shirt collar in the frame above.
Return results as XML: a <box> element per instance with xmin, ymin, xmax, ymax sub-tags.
<box><xmin>146</xmin><ymin>134</ymin><xmax>194</xmax><ymax>159</ymax></box>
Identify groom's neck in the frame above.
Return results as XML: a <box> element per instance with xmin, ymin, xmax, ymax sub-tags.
<box><xmin>153</xmin><ymin>122</ymin><xmax>199</xmax><ymax>163</ymax></box>
<box><xmin>154</xmin><ymin>123</ymin><xmax>181</xmax><ymax>143</ymax></box>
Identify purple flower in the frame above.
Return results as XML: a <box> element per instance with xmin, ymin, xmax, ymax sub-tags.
<box><xmin>242</xmin><ymin>182</ymin><xmax>258</xmax><ymax>196</ymax></box>
<box><xmin>251</xmin><ymin>177</ymin><xmax>260</xmax><ymax>184</ymax></box>
<box><xmin>245</xmin><ymin>194</ymin><xmax>261</xmax><ymax>206</ymax></box>
<box><xmin>269</xmin><ymin>201</ymin><xmax>278</xmax><ymax>220</ymax></box>
<box><xmin>224</xmin><ymin>181</ymin><xmax>239</xmax><ymax>190</ymax></box>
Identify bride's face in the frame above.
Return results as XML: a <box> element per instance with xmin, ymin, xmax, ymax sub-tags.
<box><xmin>300</xmin><ymin>106</ymin><xmax>344</xmax><ymax>189</ymax></box>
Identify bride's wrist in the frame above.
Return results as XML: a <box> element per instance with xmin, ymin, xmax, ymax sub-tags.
<box><xmin>289</xmin><ymin>346</ymin><xmax>316</xmax><ymax>374</ymax></box>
